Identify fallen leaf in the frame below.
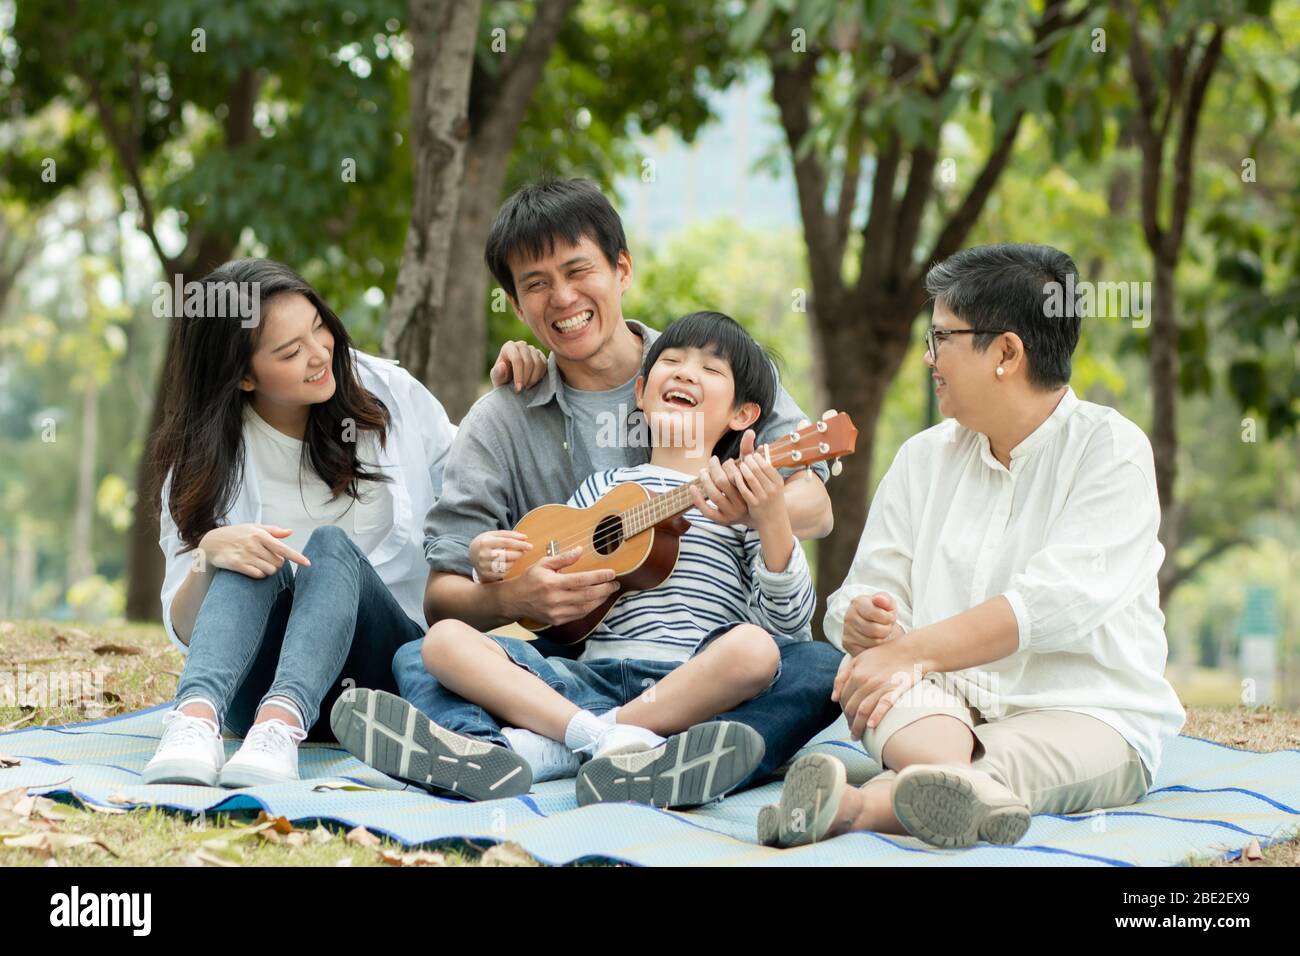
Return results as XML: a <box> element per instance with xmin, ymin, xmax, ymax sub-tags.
<box><xmin>0</xmin><ymin>755</ymin><xmax>20</xmax><ymax>769</ymax></box>
<box><xmin>380</xmin><ymin>848</ymin><xmax>447</xmax><ymax>867</ymax></box>
<box><xmin>345</xmin><ymin>825</ymin><xmax>380</xmax><ymax>848</ymax></box>
<box><xmin>312</xmin><ymin>781</ymin><xmax>381</xmax><ymax>793</ymax></box>
<box><xmin>310</xmin><ymin>826</ymin><xmax>334</xmax><ymax>845</ymax></box>
<box><xmin>92</xmin><ymin>644</ymin><xmax>141</xmax><ymax>656</ymax></box>
<box><xmin>255</xmin><ymin>811</ymin><xmax>296</xmax><ymax>835</ymax></box>
<box><xmin>105</xmin><ymin>792</ymin><xmax>139</xmax><ymax>806</ymax></box>
<box><xmin>1244</xmin><ymin>838</ymin><xmax>1263</xmax><ymax>861</ymax></box>
<box><xmin>52</xmin><ymin>635</ymin><xmax>68</xmax><ymax>648</ymax></box>
<box><xmin>480</xmin><ymin>841</ymin><xmax>540</xmax><ymax>867</ymax></box>
<box><xmin>186</xmin><ymin>847</ymin><xmax>240</xmax><ymax>867</ymax></box>
<box><xmin>3</xmin><ymin>831</ymin><xmax>116</xmax><ymax>859</ymax></box>
<box><xmin>81</xmin><ymin>801</ymin><xmax>127</xmax><ymax>815</ymax></box>
<box><xmin>1249</xmin><ymin>712</ymin><xmax>1271</xmax><ymax>723</ymax></box>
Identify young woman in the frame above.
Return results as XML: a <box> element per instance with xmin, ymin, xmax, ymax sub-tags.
<box><xmin>143</xmin><ymin>257</ymin><xmax>546</xmax><ymax>788</ymax></box>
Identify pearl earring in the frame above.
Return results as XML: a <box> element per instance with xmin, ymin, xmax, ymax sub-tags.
<box><xmin>996</xmin><ymin>366</ymin><xmax>1005</xmax><ymax>378</ymax></box>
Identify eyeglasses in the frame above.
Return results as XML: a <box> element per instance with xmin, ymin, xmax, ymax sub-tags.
<box><xmin>925</xmin><ymin>327</ymin><xmax>1026</xmax><ymax>358</ymax></box>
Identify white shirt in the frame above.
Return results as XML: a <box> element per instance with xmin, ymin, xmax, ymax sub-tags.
<box><xmin>242</xmin><ymin>405</ymin><xmax>392</xmax><ymax>558</ymax></box>
<box><xmin>159</xmin><ymin>350</ymin><xmax>456</xmax><ymax>653</ymax></box>
<box><xmin>824</xmin><ymin>388</ymin><xmax>1185</xmax><ymax>779</ymax></box>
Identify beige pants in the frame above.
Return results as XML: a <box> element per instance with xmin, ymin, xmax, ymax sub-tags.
<box><xmin>862</xmin><ymin>673</ymin><xmax>1151</xmax><ymax>815</ymax></box>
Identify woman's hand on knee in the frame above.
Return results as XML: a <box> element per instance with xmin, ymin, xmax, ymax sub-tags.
<box><xmin>198</xmin><ymin>523</ymin><xmax>310</xmax><ymax>578</ymax></box>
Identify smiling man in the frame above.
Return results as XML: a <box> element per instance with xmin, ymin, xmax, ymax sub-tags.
<box><xmin>331</xmin><ymin>178</ymin><xmax>844</xmax><ymax>807</ymax></box>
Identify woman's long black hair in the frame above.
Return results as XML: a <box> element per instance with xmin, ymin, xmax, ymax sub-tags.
<box><xmin>153</xmin><ymin>258</ymin><xmax>390</xmax><ymax>550</ymax></box>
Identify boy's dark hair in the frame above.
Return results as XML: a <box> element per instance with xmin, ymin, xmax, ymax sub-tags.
<box><xmin>485</xmin><ymin>178</ymin><xmax>629</xmax><ymax>300</ymax></box>
<box><xmin>923</xmin><ymin>242</ymin><xmax>1081</xmax><ymax>389</ymax></box>
<box><xmin>641</xmin><ymin>311</ymin><xmax>777</xmax><ymax>462</ymax></box>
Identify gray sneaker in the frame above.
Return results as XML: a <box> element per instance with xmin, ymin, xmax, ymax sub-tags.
<box><xmin>765</xmin><ymin>752</ymin><xmax>847</xmax><ymax>848</ymax></box>
<box><xmin>891</xmin><ymin>763</ymin><xmax>1031</xmax><ymax>848</ymax></box>
<box><xmin>575</xmin><ymin>720</ymin><xmax>764</xmax><ymax>809</ymax></box>
<box><xmin>329</xmin><ymin>688</ymin><xmax>532</xmax><ymax>801</ymax></box>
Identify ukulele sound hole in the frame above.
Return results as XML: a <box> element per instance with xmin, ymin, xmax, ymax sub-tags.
<box><xmin>592</xmin><ymin>515</ymin><xmax>625</xmax><ymax>555</ymax></box>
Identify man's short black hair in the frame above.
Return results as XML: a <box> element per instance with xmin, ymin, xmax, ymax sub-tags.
<box><xmin>485</xmin><ymin>178</ymin><xmax>629</xmax><ymax>300</ymax></box>
<box><xmin>924</xmin><ymin>243</ymin><xmax>1082</xmax><ymax>389</ymax></box>
<box><xmin>642</xmin><ymin>311</ymin><xmax>777</xmax><ymax>462</ymax></box>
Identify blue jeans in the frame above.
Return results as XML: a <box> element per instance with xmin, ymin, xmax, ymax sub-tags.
<box><xmin>392</xmin><ymin>630</ymin><xmax>844</xmax><ymax>789</ymax></box>
<box><xmin>175</xmin><ymin>525</ymin><xmax>425</xmax><ymax>740</ymax></box>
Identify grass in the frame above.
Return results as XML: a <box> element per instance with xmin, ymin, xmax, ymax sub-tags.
<box><xmin>2</xmin><ymin>619</ymin><xmax>1297</xmax><ymax>867</ymax></box>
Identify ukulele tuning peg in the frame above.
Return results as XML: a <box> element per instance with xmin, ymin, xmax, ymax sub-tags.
<box><xmin>822</xmin><ymin>409</ymin><xmax>838</xmax><ymax>419</ymax></box>
<box><xmin>797</xmin><ymin>418</ymin><xmax>810</xmax><ymax>429</ymax></box>
<box><xmin>831</xmin><ymin>458</ymin><xmax>843</xmax><ymax>477</ymax></box>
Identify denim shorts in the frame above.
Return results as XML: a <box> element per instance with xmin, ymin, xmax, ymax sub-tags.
<box><xmin>489</xmin><ymin>623</ymin><xmax>788</xmax><ymax>716</ymax></box>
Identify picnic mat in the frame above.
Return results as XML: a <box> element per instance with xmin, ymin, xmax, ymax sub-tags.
<box><xmin>3</xmin><ymin>704</ymin><xmax>1297</xmax><ymax>866</ymax></box>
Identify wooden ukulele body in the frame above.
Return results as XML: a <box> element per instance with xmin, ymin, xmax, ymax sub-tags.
<box><xmin>503</xmin><ymin>482</ymin><xmax>692</xmax><ymax>645</ymax></box>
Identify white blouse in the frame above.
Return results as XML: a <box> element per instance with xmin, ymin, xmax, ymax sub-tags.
<box><xmin>825</xmin><ymin>388</ymin><xmax>1186</xmax><ymax>779</ymax></box>
<box><xmin>158</xmin><ymin>350</ymin><xmax>456</xmax><ymax>652</ymax></box>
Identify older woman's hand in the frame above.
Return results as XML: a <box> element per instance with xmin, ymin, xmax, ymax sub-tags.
<box><xmin>841</xmin><ymin>592</ymin><xmax>904</xmax><ymax>655</ymax></box>
<box><xmin>832</xmin><ymin>638</ymin><xmax>926</xmax><ymax>742</ymax></box>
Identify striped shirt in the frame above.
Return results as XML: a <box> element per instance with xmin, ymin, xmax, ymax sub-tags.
<box><xmin>570</xmin><ymin>464</ymin><xmax>816</xmax><ymax>663</ymax></box>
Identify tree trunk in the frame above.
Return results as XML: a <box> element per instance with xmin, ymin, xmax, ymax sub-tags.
<box><xmin>385</xmin><ymin>0</ymin><xmax>482</xmax><ymax>402</ymax></box>
<box><xmin>123</xmin><ymin>349</ymin><xmax>170</xmax><ymax>620</ymax></box>
<box><xmin>67</xmin><ymin>377</ymin><xmax>99</xmax><ymax>589</ymax></box>
<box><xmin>812</xmin><ymin>299</ymin><xmax>915</xmax><ymax>636</ymax></box>
<box><xmin>424</xmin><ymin>138</ymin><xmax>511</xmax><ymax>421</ymax></box>
<box><xmin>1150</xmin><ymin>255</ymin><xmax>1181</xmax><ymax>605</ymax></box>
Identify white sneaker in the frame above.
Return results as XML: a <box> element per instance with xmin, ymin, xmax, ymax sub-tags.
<box><xmin>588</xmin><ymin>723</ymin><xmax>666</xmax><ymax>759</ymax></box>
<box><xmin>218</xmin><ymin>719</ymin><xmax>308</xmax><ymax>788</ymax></box>
<box><xmin>501</xmin><ymin>727</ymin><xmax>580</xmax><ymax>782</ymax></box>
<box><xmin>143</xmin><ymin>710</ymin><xmax>225</xmax><ymax>786</ymax></box>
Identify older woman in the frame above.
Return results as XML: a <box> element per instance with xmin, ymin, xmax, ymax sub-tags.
<box><xmin>765</xmin><ymin>243</ymin><xmax>1185</xmax><ymax>849</ymax></box>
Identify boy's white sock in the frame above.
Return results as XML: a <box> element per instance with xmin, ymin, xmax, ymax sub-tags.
<box><xmin>501</xmin><ymin>727</ymin><xmax>578</xmax><ymax>782</ymax></box>
<box><xmin>563</xmin><ymin>709</ymin><xmax>609</xmax><ymax>752</ymax></box>
<box><xmin>599</xmin><ymin>707</ymin><xmax>620</xmax><ymax>725</ymax></box>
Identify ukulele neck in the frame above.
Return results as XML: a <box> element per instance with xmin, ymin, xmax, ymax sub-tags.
<box><xmin>622</xmin><ymin>478</ymin><xmax>700</xmax><ymax>537</ymax></box>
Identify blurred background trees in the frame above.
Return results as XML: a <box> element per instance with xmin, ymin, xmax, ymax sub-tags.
<box><xmin>1</xmin><ymin>0</ymin><xmax>1296</xmax><ymax>705</ymax></box>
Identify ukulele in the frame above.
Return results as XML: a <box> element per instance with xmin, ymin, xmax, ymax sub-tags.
<box><xmin>502</xmin><ymin>411</ymin><xmax>858</xmax><ymax>645</ymax></box>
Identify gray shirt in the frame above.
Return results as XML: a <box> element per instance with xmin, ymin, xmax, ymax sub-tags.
<box><xmin>561</xmin><ymin>375</ymin><xmax>640</xmax><ymax>475</ymax></box>
<box><xmin>423</xmin><ymin>320</ymin><xmax>830</xmax><ymax>577</ymax></box>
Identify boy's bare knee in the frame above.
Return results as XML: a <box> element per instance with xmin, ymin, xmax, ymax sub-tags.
<box><xmin>715</xmin><ymin>624</ymin><xmax>780</xmax><ymax>692</ymax></box>
<box><xmin>421</xmin><ymin>619</ymin><xmax>479</xmax><ymax>670</ymax></box>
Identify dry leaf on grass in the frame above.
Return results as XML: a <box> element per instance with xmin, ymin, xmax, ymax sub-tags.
<box><xmin>3</xmin><ymin>831</ymin><xmax>116</xmax><ymax>859</ymax></box>
<box><xmin>310</xmin><ymin>825</ymin><xmax>334</xmax><ymax>845</ymax></box>
<box><xmin>1244</xmin><ymin>838</ymin><xmax>1263</xmax><ymax>861</ymax></box>
<box><xmin>186</xmin><ymin>847</ymin><xmax>241</xmax><ymax>867</ymax></box>
<box><xmin>92</xmin><ymin>644</ymin><xmax>142</xmax><ymax>656</ymax></box>
<box><xmin>379</xmin><ymin>848</ymin><xmax>447</xmax><ymax>867</ymax></box>
<box><xmin>1249</xmin><ymin>712</ymin><xmax>1271</xmax><ymax>723</ymax></box>
<box><xmin>0</xmin><ymin>755</ymin><xmax>20</xmax><ymax>769</ymax></box>
<box><xmin>106</xmin><ymin>792</ymin><xmax>140</xmax><ymax>806</ymax></box>
<box><xmin>346</xmin><ymin>825</ymin><xmax>381</xmax><ymax>848</ymax></box>
<box><xmin>480</xmin><ymin>841</ymin><xmax>540</xmax><ymax>867</ymax></box>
